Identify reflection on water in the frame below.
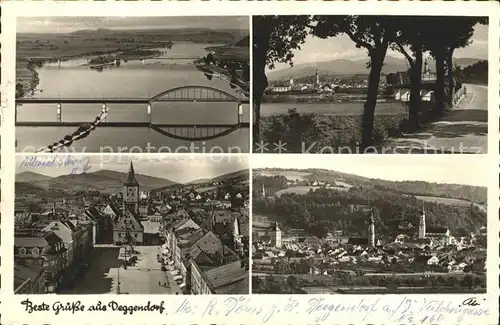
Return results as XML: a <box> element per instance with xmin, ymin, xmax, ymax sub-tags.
<box><xmin>17</xmin><ymin>126</ymin><xmax>249</xmax><ymax>153</ymax></box>
<box><xmin>16</xmin><ymin>43</ymin><xmax>250</xmax><ymax>152</ymax></box>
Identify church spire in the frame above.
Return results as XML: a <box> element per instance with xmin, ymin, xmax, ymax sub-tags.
<box><xmin>129</xmin><ymin>161</ymin><xmax>135</xmax><ymax>174</ymax></box>
<box><xmin>124</xmin><ymin>161</ymin><xmax>139</xmax><ymax>186</ymax></box>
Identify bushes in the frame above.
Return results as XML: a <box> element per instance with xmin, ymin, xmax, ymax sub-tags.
<box><xmin>259</xmin><ymin>110</ymin><xmax>407</xmax><ymax>153</ymax></box>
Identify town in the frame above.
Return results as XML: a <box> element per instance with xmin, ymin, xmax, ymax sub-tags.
<box><xmin>251</xmin><ymin>168</ymin><xmax>487</xmax><ymax>294</ymax></box>
<box><xmin>14</xmin><ymin>158</ymin><xmax>250</xmax><ymax>295</ymax></box>
<box><xmin>265</xmin><ymin>59</ymin><xmax>443</xmax><ymax>104</ymax></box>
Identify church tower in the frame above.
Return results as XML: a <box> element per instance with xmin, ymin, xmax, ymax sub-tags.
<box><xmin>122</xmin><ymin>161</ymin><xmax>139</xmax><ymax>214</ymax></box>
<box><xmin>315</xmin><ymin>69</ymin><xmax>320</xmax><ymax>87</ymax></box>
<box><xmin>418</xmin><ymin>206</ymin><xmax>426</xmax><ymax>239</ymax></box>
<box><xmin>271</xmin><ymin>221</ymin><xmax>282</xmax><ymax>248</ymax></box>
<box><xmin>368</xmin><ymin>210</ymin><xmax>375</xmax><ymax>247</ymax></box>
<box><xmin>261</xmin><ymin>183</ymin><xmax>266</xmax><ymax>198</ymax></box>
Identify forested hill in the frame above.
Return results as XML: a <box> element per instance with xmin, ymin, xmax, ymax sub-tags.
<box><xmin>255</xmin><ymin>168</ymin><xmax>486</xmax><ymax>203</ymax></box>
<box><xmin>252</xmin><ymin>169</ymin><xmax>487</xmax><ymax>239</ymax></box>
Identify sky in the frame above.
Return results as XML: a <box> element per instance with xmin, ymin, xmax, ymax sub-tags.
<box><xmin>269</xmin><ymin>22</ymin><xmax>488</xmax><ymax>72</ymax></box>
<box><xmin>16</xmin><ymin>155</ymin><xmax>249</xmax><ymax>184</ymax></box>
<box><xmin>252</xmin><ymin>155</ymin><xmax>488</xmax><ymax>187</ymax></box>
<box><xmin>17</xmin><ymin>17</ymin><xmax>249</xmax><ymax>33</ymax></box>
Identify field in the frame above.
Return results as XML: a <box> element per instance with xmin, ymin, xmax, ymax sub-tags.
<box><xmin>15</xmin><ymin>29</ymin><xmax>248</xmax><ymax>95</ymax></box>
<box><xmin>257</xmin><ymin>171</ymin><xmax>311</xmax><ymax>181</ymax></box>
<box><xmin>275</xmin><ymin>185</ymin><xmax>350</xmax><ymax>197</ymax></box>
<box><xmin>414</xmin><ymin>195</ymin><xmax>473</xmax><ymax>207</ymax></box>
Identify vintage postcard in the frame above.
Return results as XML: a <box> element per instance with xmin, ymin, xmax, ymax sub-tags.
<box><xmin>0</xmin><ymin>1</ymin><xmax>499</xmax><ymax>325</ymax></box>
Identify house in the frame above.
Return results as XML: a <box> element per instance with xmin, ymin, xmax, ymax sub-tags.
<box><xmin>421</xmin><ymin>90</ymin><xmax>434</xmax><ymax>102</ymax></box>
<box><xmin>190</xmin><ymin>259</ymin><xmax>248</xmax><ymax>294</ymax></box>
<box><xmin>14</xmin><ymin>262</ymin><xmax>46</xmax><ymax>294</ymax></box>
<box><xmin>42</xmin><ymin>221</ymin><xmax>74</xmax><ymax>270</ymax></box>
<box><xmin>113</xmin><ymin>210</ymin><xmax>144</xmax><ymax>245</ymax></box>
<box><xmin>14</xmin><ymin>233</ymin><xmax>66</xmax><ymax>293</ymax></box>
<box><xmin>141</xmin><ymin>221</ymin><xmax>161</xmax><ymax>245</ymax></box>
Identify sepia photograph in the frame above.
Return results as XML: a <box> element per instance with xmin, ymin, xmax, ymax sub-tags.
<box><xmin>253</xmin><ymin>16</ymin><xmax>488</xmax><ymax>154</ymax></box>
<box><xmin>15</xmin><ymin>17</ymin><xmax>250</xmax><ymax>153</ymax></box>
<box><xmin>14</xmin><ymin>155</ymin><xmax>250</xmax><ymax>294</ymax></box>
<box><xmin>251</xmin><ymin>156</ymin><xmax>487</xmax><ymax>294</ymax></box>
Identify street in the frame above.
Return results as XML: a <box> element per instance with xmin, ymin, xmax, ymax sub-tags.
<box><xmin>60</xmin><ymin>245</ymin><xmax>183</xmax><ymax>294</ymax></box>
<box><xmin>385</xmin><ymin>84</ymin><xmax>488</xmax><ymax>153</ymax></box>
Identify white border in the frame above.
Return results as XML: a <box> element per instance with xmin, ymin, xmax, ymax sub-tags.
<box><xmin>1</xmin><ymin>1</ymin><xmax>499</xmax><ymax>324</ymax></box>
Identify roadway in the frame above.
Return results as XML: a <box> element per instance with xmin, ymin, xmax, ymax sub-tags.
<box><xmin>60</xmin><ymin>245</ymin><xmax>182</xmax><ymax>294</ymax></box>
<box><xmin>384</xmin><ymin>84</ymin><xmax>488</xmax><ymax>154</ymax></box>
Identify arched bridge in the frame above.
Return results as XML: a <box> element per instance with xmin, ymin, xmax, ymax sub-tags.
<box><xmin>15</xmin><ymin>85</ymin><xmax>249</xmax><ymax>147</ymax></box>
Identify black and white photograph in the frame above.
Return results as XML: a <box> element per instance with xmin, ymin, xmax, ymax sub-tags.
<box><xmin>253</xmin><ymin>16</ymin><xmax>488</xmax><ymax>154</ymax></box>
<box><xmin>15</xmin><ymin>17</ymin><xmax>250</xmax><ymax>153</ymax></box>
<box><xmin>14</xmin><ymin>155</ymin><xmax>250</xmax><ymax>294</ymax></box>
<box><xmin>252</xmin><ymin>156</ymin><xmax>487</xmax><ymax>294</ymax></box>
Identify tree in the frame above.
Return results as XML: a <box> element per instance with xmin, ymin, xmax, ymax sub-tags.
<box><xmin>443</xmin><ymin>18</ymin><xmax>487</xmax><ymax>106</ymax></box>
<box><xmin>16</xmin><ymin>83</ymin><xmax>25</xmax><ymax>99</ymax></box>
<box><xmin>313</xmin><ymin>16</ymin><xmax>397</xmax><ymax>150</ymax></box>
<box><xmin>287</xmin><ymin>275</ymin><xmax>298</xmax><ymax>289</ymax></box>
<box><xmin>424</xmin><ymin>17</ymin><xmax>487</xmax><ymax>115</ymax></box>
<box><xmin>252</xmin><ymin>16</ymin><xmax>311</xmax><ymax>144</ymax></box>
<box><xmin>393</xmin><ymin>17</ymin><xmax>433</xmax><ymax>131</ymax></box>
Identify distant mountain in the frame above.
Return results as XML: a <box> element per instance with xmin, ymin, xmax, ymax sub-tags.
<box><xmin>267</xmin><ymin>56</ymin><xmax>484</xmax><ymax>81</ymax></box>
<box><xmin>15</xmin><ymin>170</ymin><xmax>177</xmax><ymax>194</ymax></box>
<box><xmin>72</xmin><ymin>28</ymin><xmax>115</xmax><ymax>35</ymax></box>
<box><xmin>234</xmin><ymin>36</ymin><xmax>249</xmax><ymax>47</ymax></box>
<box><xmin>188</xmin><ymin>169</ymin><xmax>250</xmax><ymax>184</ymax></box>
<box><xmin>16</xmin><ymin>171</ymin><xmax>52</xmax><ymax>183</ymax></box>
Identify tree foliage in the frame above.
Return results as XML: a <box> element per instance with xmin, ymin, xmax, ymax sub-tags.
<box><xmin>312</xmin><ymin>16</ymin><xmax>398</xmax><ymax>149</ymax></box>
<box><xmin>252</xmin><ymin>16</ymin><xmax>311</xmax><ymax>144</ymax></box>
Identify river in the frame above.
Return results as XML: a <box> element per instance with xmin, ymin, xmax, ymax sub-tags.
<box><xmin>16</xmin><ymin>42</ymin><xmax>250</xmax><ymax>153</ymax></box>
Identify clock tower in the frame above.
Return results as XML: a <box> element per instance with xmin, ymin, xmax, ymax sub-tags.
<box><xmin>122</xmin><ymin>161</ymin><xmax>139</xmax><ymax>214</ymax></box>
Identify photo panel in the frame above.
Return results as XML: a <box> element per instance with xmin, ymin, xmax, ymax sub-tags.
<box><xmin>14</xmin><ymin>154</ymin><xmax>250</xmax><ymax>294</ymax></box>
<box><xmin>253</xmin><ymin>16</ymin><xmax>489</xmax><ymax>154</ymax></box>
<box><xmin>252</xmin><ymin>155</ymin><xmax>488</xmax><ymax>294</ymax></box>
<box><xmin>15</xmin><ymin>16</ymin><xmax>250</xmax><ymax>154</ymax></box>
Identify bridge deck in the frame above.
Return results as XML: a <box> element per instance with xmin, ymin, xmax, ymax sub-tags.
<box><xmin>16</xmin><ymin>98</ymin><xmax>249</xmax><ymax>104</ymax></box>
<box><xmin>16</xmin><ymin>121</ymin><xmax>250</xmax><ymax>128</ymax></box>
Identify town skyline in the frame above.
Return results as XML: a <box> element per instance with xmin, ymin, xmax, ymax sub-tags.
<box><xmin>16</xmin><ymin>156</ymin><xmax>249</xmax><ymax>184</ymax></box>
<box><xmin>17</xmin><ymin>16</ymin><xmax>249</xmax><ymax>34</ymax></box>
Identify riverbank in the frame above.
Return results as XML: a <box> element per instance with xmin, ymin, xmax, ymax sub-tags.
<box><xmin>15</xmin><ymin>43</ymin><xmax>173</xmax><ymax>98</ymax></box>
<box><xmin>258</xmin><ymin>112</ymin><xmax>408</xmax><ymax>153</ymax></box>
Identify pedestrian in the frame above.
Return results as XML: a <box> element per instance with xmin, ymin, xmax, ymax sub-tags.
<box><xmin>164</xmin><ymin>282</ymin><xmax>167</xmax><ymax>287</ymax></box>
<box><xmin>158</xmin><ymin>281</ymin><xmax>161</xmax><ymax>286</ymax></box>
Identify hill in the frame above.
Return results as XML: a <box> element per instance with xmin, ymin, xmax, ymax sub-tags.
<box><xmin>16</xmin><ymin>171</ymin><xmax>52</xmax><ymax>183</ymax></box>
<box><xmin>187</xmin><ymin>169</ymin><xmax>249</xmax><ymax>184</ymax></box>
<box><xmin>256</xmin><ymin>168</ymin><xmax>486</xmax><ymax>203</ymax></box>
<box><xmin>15</xmin><ymin>170</ymin><xmax>177</xmax><ymax>194</ymax></box>
<box><xmin>267</xmin><ymin>56</ymin><xmax>484</xmax><ymax>81</ymax></box>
